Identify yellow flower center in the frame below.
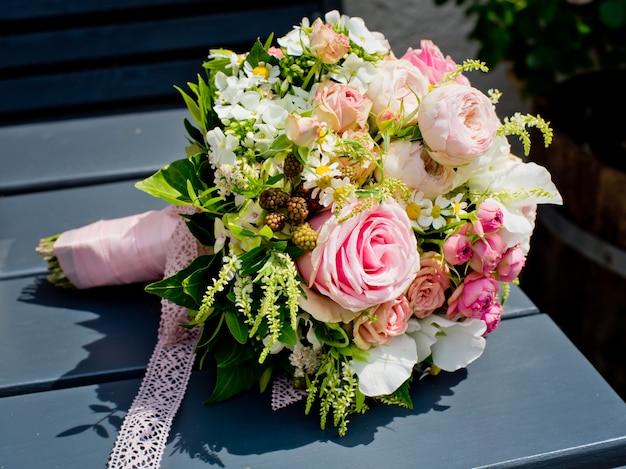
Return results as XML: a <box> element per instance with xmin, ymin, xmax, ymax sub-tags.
<box><xmin>406</xmin><ymin>203</ymin><xmax>421</xmax><ymax>220</ymax></box>
<box><xmin>453</xmin><ymin>201</ymin><xmax>462</xmax><ymax>215</ymax></box>
<box><xmin>316</xmin><ymin>165</ymin><xmax>331</xmax><ymax>176</ymax></box>
<box><xmin>432</xmin><ymin>205</ymin><xmax>442</xmax><ymax>218</ymax></box>
<box><xmin>317</xmin><ymin>175</ymin><xmax>332</xmax><ymax>190</ymax></box>
<box><xmin>253</xmin><ymin>65</ymin><xmax>269</xmax><ymax>78</ymax></box>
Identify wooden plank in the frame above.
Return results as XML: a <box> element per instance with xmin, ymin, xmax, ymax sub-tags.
<box><xmin>0</xmin><ymin>315</ymin><xmax>624</xmax><ymax>468</ymax></box>
<box><xmin>0</xmin><ymin>7</ymin><xmax>315</xmax><ymax>69</ymax></box>
<box><xmin>0</xmin><ymin>276</ymin><xmax>160</xmax><ymax>397</ymax></box>
<box><xmin>0</xmin><ymin>108</ymin><xmax>189</xmax><ymax>195</ymax></box>
<box><xmin>0</xmin><ymin>0</ymin><xmax>323</xmax><ymax>21</ymax></box>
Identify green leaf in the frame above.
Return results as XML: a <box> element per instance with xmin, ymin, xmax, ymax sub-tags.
<box><xmin>224</xmin><ymin>310</ymin><xmax>249</xmax><ymax>344</ymax></box>
<box><xmin>145</xmin><ymin>254</ymin><xmax>217</xmax><ymax>309</ymax></box>
<box><xmin>135</xmin><ymin>158</ymin><xmax>205</xmax><ymax>205</ymax></box>
<box><xmin>245</xmin><ymin>38</ymin><xmax>272</xmax><ymax>67</ymax></box>
<box><xmin>206</xmin><ymin>341</ymin><xmax>264</xmax><ymax>403</ymax></box>
<box><xmin>278</xmin><ymin>322</ymin><xmax>297</xmax><ymax>346</ymax></box>
<box><xmin>174</xmin><ymin>84</ymin><xmax>202</xmax><ymax>129</ymax></box>
<box><xmin>182</xmin><ymin>212</ymin><xmax>216</xmax><ymax>246</ymax></box>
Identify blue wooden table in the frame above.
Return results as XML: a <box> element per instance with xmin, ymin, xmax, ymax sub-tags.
<box><xmin>1</xmin><ymin>108</ymin><xmax>626</xmax><ymax>468</ymax></box>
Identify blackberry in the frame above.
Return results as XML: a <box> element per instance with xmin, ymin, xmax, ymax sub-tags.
<box><xmin>284</xmin><ymin>153</ymin><xmax>303</xmax><ymax>178</ymax></box>
<box><xmin>295</xmin><ymin>186</ymin><xmax>321</xmax><ymax>214</ymax></box>
<box><xmin>259</xmin><ymin>188</ymin><xmax>290</xmax><ymax>211</ymax></box>
<box><xmin>264</xmin><ymin>212</ymin><xmax>286</xmax><ymax>231</ymax></box>
<box><xmin>285</xmin><ymin>196</ymin><xmax>309</xmax><ymax>224</ymax></box>
<box><xmin>292</xmin><ymin>222</ymin><xmax>318</xmax><ymax>251</ymax></box>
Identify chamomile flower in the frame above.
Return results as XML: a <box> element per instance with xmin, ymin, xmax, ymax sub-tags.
<box><xmin>243</xmin><ymin>61</ymin><xmax>281</xmax><ymax>86</ymax></box>
<box><xmin>302</xmin><ymin>152</ymin><xmax>342</xmax><ymax>199</ymax></box>
<box><xmin>317</xmin><ymin>176</ymin><xmax>352</xmax><ymax>207</ymax></box>
<box><xmin>445</xmin><ymin>192</ymin><xmax>469</xmax><ymax>221</ymax></box>
<box><xmin>429</xmin><ymin>195</ymin><xmax>453</xmax><ymax>229</ymax></box>
<box><xmin>405</xmin><ymin>191</ymin><xmax>432</xmax><ymax>232</ymax></box>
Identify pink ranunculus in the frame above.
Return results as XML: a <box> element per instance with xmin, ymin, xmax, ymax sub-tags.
<box><xmin>285</xmin><ymin>114</ymin><xmax>323</xmax><ymax>148</ymax></box>
<box><xmin>401</xmin><ymin>40</ymin><xmax>470</xmax><ymax>86</ymax></box>
<box><xmin>296</xmin><ymin>199</ymin><xmax>420</xmax><ymax>312</ymax></box>
<box><xmin>469</xmin><ymin>232</ymin><xmax>507</xmax><ymax>273</ymax></box>
<box><xmin>406</xmin><ymin>251</ymin><xmax>450</xmax><ymax>318</ymax></box>
<box><xmin>366</xmin><ymin>58</ymin><xmax>430</xmax><ymax>127</ymax></box>
<box><xmin>443</xmin><ymin>230</ymin><xmax>473</xmax><ymax>265</ymax></box>
<box><xmin>417</xmin><ymin>83</ymin><xmax>500</xmax><ymax>167</ymax></box>
<box><xmin>309</xmin><ymin>18</ymin><xmax>350</xmax><ymax>64</ymax></box>
<box><xmin>381</xmin><ymin>139</ymin><xmax>455</xmax><ymax>199</ymax></box>
<box><xmin>476</xmin><ymin>200</ymin><xmax>504</xmax><ymax>234</ymax></box>
<box><xmin>446</xmin><ymin>271</ymin><xmax>501</xmax><ymax>321</ymax></box>
<box><xmin>497</xmin><ymin>245</ymin><xmax>526</xmax><ymax>282</ymax></box>
<box><xmin>313</xmin><ymin>81</ymin><xmax>372</xmax><ymax>134</ymax></box>
<box><xmin>353</xmin><ymin>296</ymin><xmax>412</xmax><ymax>350</ymax></box>
<box><xmin>481</xmin><ymin>302</ymin><xmax>503</xmax><ymax>334</ymax></box>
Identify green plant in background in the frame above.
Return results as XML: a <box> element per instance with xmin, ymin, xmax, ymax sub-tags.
<box><xmin>433</xmin><ymin>0</ymin><xmax>626</xmax><ymax>98</ymax></box>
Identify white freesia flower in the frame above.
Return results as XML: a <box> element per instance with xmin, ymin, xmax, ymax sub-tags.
<box><xmin>206</xmin><ymin>127</ymin><xmax>238</xmax><ymax>166</ymax></box>
<box><xmin>344</xmin><ymin>15</ymin><xmax>390</xmax><ymax>55</ymax></box>
<box><xmin>329</xmin><ymin>53</ymin><xmax>377</xmax><ymax>93</ymax></box>
<box><xmin>406</xmin><ymin>314</ymin><xmax>486</xmax><ymax>372</ymax></box>
<box><xmin>277</xmin><ymin>20</ymin><xmax>309</xmax><ymax>56</ymax></box>
<box><xmin>350</xmin><ymin>334</ymin><xmax>418</xmax><ymax>396</ymax></box>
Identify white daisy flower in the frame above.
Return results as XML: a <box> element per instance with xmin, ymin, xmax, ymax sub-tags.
<box><xmin>405</xmin><ymin>191</ymin><xmax>432</xmax><ymax>232</ymax></box>
<box><xmin>444</xmin><ymin>192</ymin><xmax>469</xmax><ymax>221</ymax></box>
<box><xmin>317</xmin><ymin>176</ymin><xmax>351</xmax><ymax>207</ymax></box>
<box><xmin>302</xmin><ymin>152</ymin><xmax>342</xmax><ymax>199</ymax></box>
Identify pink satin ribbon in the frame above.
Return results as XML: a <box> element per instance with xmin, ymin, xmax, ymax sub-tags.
<box><xmin>55</xmin><ymin>208</ymin><xmax>180</xmax><ymax>289</ymax></box>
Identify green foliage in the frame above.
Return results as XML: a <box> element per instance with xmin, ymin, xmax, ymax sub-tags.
<box><xmin>145</xmin><ymin>254</ymin><xmax>219</xmax><ymax>310</ymax></box>
<box><xmin>434</xmin><ymin>0</ymin><xmax>626</xmax><ymax>97</ymax></box>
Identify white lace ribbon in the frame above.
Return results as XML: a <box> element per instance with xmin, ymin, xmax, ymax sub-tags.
<box><xmin>107</xmin><ymin>205</ymin><xmax>203</xmax><ymax>468</ymax></box>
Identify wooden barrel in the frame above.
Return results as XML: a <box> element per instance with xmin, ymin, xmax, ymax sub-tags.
<box><xmin>520</xmin><ymin>126</ymin><xmax>626</xmax><ymax>401</ymax></box>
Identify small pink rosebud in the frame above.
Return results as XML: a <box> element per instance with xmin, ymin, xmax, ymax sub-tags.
<box><xmin>309</xmin><ymin>18</ymin><xmax>350</xmax><ymax>64</ymax></box>
<box><xmin>443</xmin><ymin>232</ymin><xmax>473</xmax><ymax>265</ymax></box>
<box><xmin>285</xmin><ymin>114</ymin><xmax>323</xmax><ymax>148</ymax></box>
<box><xmin>469</xmin><ymin>233</ymin><xmax>507</xmax><ymax>273</ymax></box>
<box><xmin>496</xmin><ymin>245</ymin><xmax>526</xmax><ymax>282</ymax></box>
<box><xmin>476</xmin><ymin>201</ymin><xmax>504</xmax><ymax>234</ymax></box>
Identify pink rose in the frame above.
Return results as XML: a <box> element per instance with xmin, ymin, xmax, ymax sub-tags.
<box><xmin>402</xmin><ymin>40</ymin><xmax>470</xmax><ymax>86</ymax></box>
<box><xmin>417</xmin><ymin>83</ymin><xmax>499</xmax><ymax>166</ymax></box>
<box><xmin>481</xmin><ymin>302</ymin><xmax>502</xmax><ymax>334</ymax></box>
<box><xmin>476</xmin><ymin>201</ymin><xmax>504</xmax><ymax>234</ymax></box>
<box><xmin>469</xmin><ymin>232</ymin><xmax>507</xmax><ymax>273</ymax></box>
<box><xmin>381</xmin><ymin>139</ymin><xmax>455</xmax><ymax>199</ymax></box>
<box><xmin>297</xmin><ymin>199</ymin><xmax>420</xmax><ymax>312</ymax></box>
<box><xmin>313</xmin><ymin>81</ymin><xmax>372</xmax><ymax>134</ymax></box>
<box><xmin>446</xmin><ymin>271</ymin><xmax>501</xmax><ymax>321</ymax></box>
<box><xmin>406</xmin><ymin>252</ymin><xmax>450</xmax><ymax>318</ymax></box>
<box><xmin>497</xmin><ymin>245</ymin><xmax>526</xmax><ymax>282</ymax></box>
<box><xmin>366</xmin><ymin>58</ymin><xmax>430</xmax><ymax>127</ymax></box>
<box><xmin>309</xmin><ymin>18</ymin><xmax>350</xmax><ymax>64</ymax></box>
<box><xmin>443</xmin><ymin>230</ymin><xmax>473</xmax><ymax>265</ymax></box>
<box><xmin>353</xmin><ymin>296</ymin><xmax>412</xmax><ymax>350</ymax></box>
<box><xmin>285</xmin><ymin>114</ymin><xmax>323</xmax><ymax>148</ymax></box>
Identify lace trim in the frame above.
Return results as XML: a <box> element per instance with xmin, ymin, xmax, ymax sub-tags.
<box><xmin>107</xmin><ymin>206</ymin><xmax>203</xmax><ymax>468</ymax></box>
<box><xmin>271</xmin><ymin>374</ymin><xmax>308</xmax><ymax>410</ymax></box>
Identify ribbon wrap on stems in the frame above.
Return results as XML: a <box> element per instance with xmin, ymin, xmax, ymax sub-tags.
<box><xmin>54</xmin><ymin>208</ymin><xmax>181</xmax><ymax>289</ymax></box>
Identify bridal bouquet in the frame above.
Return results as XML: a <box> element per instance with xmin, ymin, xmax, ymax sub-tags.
<box><xmin>38</xmin><ymin>10</ymin><xmax>562</xmax><ymax>438</ymax></box>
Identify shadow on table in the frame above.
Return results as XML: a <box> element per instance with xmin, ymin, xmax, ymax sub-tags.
<box><xmin>19</xmin><ymin>277</ymin><xmax>468</xmax><ymax>465</ymax></box>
